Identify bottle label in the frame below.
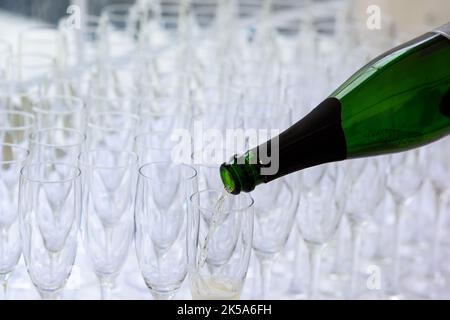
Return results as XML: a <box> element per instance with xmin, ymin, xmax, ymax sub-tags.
<box><xmin>433</xmin><ymin>22</ymin><xmax>450</xmax><ymax>40</ymax></box>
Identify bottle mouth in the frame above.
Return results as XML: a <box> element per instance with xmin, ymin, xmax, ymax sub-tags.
<box><xmin>220</xmin><ymin>164</ymin><xmax>240</xmax><ymax>195</ymax></box>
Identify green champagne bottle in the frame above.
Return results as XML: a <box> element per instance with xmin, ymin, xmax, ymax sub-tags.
<box><xmin>221</xmin><ymin>22</ymin><xmax>450</xmax><ymax>195</ymax></box>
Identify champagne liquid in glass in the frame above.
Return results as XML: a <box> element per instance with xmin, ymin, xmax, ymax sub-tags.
<box><xmin>198</xmin><ymin>190</ymin><xmax>229</xmax><ymax>268</ymax></box>
<box><xmin>191</xmin><ymin>275</ymin><xmax>241</xmax><ymax>300</ymax></box>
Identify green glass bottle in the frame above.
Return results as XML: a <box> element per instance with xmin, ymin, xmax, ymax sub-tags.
<box><xmin>221</xmin><ymin>22</ymin><xmax>450</xmax><ymax>195</ymax></box>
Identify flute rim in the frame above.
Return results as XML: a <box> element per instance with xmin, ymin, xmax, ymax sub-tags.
<box><xmin>87</xmin><ymin>111</ymin><xmax>139</xmax><ymax>132</ymax></box>
<box><xmin>29</xmin><ymin>128</ymin><xmax>86</xmax><ymax>149</ymax></box>
<box><xmin>0</xmin><ymin>110</ymin><xmax>35</xmax><ymax>131</ymax></box>
<box><xmin>189</xmin><ymin>189</ymin><xmax>254</xmax><ymax>214</ymax></box>
<box><xmin>138</xmin><ymin>161</ymin><xmax>198</xmax><ymax>182</ymax></box>
<box><xmin>20</xmin><ymin>162</ymin><xmax>81</xmax><ymax>184</ymax></box>
<box><xmin>32</xmin><ymin>95</ymin><xmax>85</xmax><ymax>115</ymax></box>
<box><xmin>78</xmin><ymin>149</ymin><xmax>138</xmax><ymax>170</ymax></box>
<box><xmin>134</xmin><ymin>131</ymin><xmax>178</xmax><ymax>150</ymax></box>
<box><xmin>0</xmin><ymin>143</ymin><xmax>30</xmax><ymax>165</ymax></box>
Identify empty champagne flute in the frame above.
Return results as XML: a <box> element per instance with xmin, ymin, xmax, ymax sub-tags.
<box><xmin>297</xmin><ymin>168</ymin><xmax>342</xmax><ymax>299</ymax></box>
<box><xmin>134</xmin><ymin>131</ymin><xmax>183</xmax><ymax>164</ymax></box>
<box><xmin>139</xmin><ymin>98</ymin><xmax>191</xmax><ymax>133</ymax></box>
<box><xmin>32</xmin><ymin>96</ymin><xmax>85</xmax><ymax>131</ymax></box>
<box><xmin>0</xmin><ymin>110</ymin><xmax>35</xmax><ymax>148</ymax></box>
<box><xmin>422</xmin><ymin>141</ymin><xmax>450</xmax><ymax>295</ymax></box>
<box><xmin>191</xmin><ymin>86</ymin><xmax>242</xmax><ymax>114</ymax></box>
<box><xmin>65</xmin><ymin>15</ymin><xmax>102</xmax><ymax>67</ymax></box>
<box><xmin>87</xmin><ymin>95</ymin><xmax>141</xmax><ymax>115</ymax></box>
<box><xmin>0</xmin><ymin>40</ymin><xmax>12</xmax><ymax>81</ymax></box>
<box><xmin>385</xmin><ymin>151</ymin><xmax>423</xmax><ymax>299</ymax></box>
<box><xmin>29</xmin><ymin>128</ymin><xmax>86</xmax><ymax>164</ymax></box>
<box><xmin>79</xmin><ymin>149</ymin><xmax>138</xmax><ymax>299</ymax></box>
<box><xmin>87</xmin><ymin>111</ymin><xmax>139</xmax><ymax>151</ymax></box>
<box><xmin>135</xmin><ymin>162</ymin><xmax>197</xmax><ymax>299</ymax></box>
<box><xmin>18</xmin><ymin>163</ymin><xmax>81</xmax><ymax>299</ymax></box>
<box><xmin>39</xmin><ymin>73</ymin><xmax>92</xmax><ymax>102</ymax></box>
<box><xmin>100</xmin><ymin>3</ymin><xmax>139</xmax><ymax>64</ymax></box>
<box><xmin>0</xmin><ymin>83</ymin><xmax>40</xmax><ymax>113</ymax></box>
<box><xmin>188</xmin><ymin>189</ymin><xmax>254</xmax><ymax>300</ymax></box>
<box><xmin>0</xmin><ymin>144</ymin><xmax>29</xmax><ymax>299</ymax></box>
<box><xmin>251</xmin><ymin>178</ymin><xmax>298</xmax><ymax>299</ymax></box>
<box><xmin>289</xmin><ymin>165</ymin><xmax>326</xmax><ymax>296</ymax></box>
<box><xmin>88</xmin><ymin>61</ymin><xmax>140</xmax><ymax>99</ymax></box>
<box><xmin>344</xmin><ymin>158</ymin><xmax>385</xmax><ymax>299</ymax></box>
<box><xmin>191</xmin><ymin>104</ymin><xmax>244</xmax><ymax>152</ymax></box>
<box><xmin>15</xmin><ymin>53</ymin><xmax>56</xmax><ymax>89</ymax></box>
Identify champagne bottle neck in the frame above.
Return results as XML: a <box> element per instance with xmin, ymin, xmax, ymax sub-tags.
<box><xmin>220</xmin><ymin>98</ymin><xmax>347</xmax><ymax>194</ymax></box>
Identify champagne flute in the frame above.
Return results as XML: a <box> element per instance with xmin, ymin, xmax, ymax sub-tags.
<box><xmin>0</xmin><ymin>144</ymin><xmax>29</xmax><ymax>299</ymax></box>
<box><xmin>251</xmin><ymin>178</ymin><xmax>298</xmax><ymax>299</ymax></box>
<box><xmin>29</xmin><ymin>128</ymin><xmax>86</xmax><ymax>164</ymax></box>
<box><xmin>0</xmin><ymin>110</ymin><xmax>35</xmax><ymax>148</ymax></box>
<box><xmin>385</xmin><ymin>151</ymin><xmax>423</xmax><ymax>299</ymax></box>
<box><xmin>32</xmin><ymin>96</ymin><xmax>85</xmax><ymax>131</ymax></box>
<box><xmin>296</xmin><ymin>166</ymin><xmax>342</xmax><ymax>299</ymax></box>
<box><xmin>344</xmin><ymin>158</ymin><xmax>385</xmax><ymax>299</ymax></box>
<box><xmin>15</xmin><ymin>53</ymin><xmax>56</xmax><ymax>90</ymax></box>
<box><xmin>289</xmin><ymin>164</ymin><xmax>326</xmax><ymax>296</ymax></box>
<box><xmin>0</xmin><ymin>40</ymin><xmax>12</xmax><ymax>81</ymax></box>
<box><xmin>18</xmin><ymin>163</ymin><xmax>81</xmax><ymax>299</ymax></box>
<box><xmin>188</xmin><ymin>189</ymin><xmax>254</xmax><ymax>300</ymax></box>
<box><xmin>79</xmin><ymin>149</ymin><xmax>138</xmax><ymax>299</ymax></box>
<box><xmin>135</xmin><ymin>162</ymin><xmax>197</xmax><ymax>299</ymax></box>
<box><xmin>87</xmin><ymin>111</ymin><xmax>139</xmax><ymax>151</ymax></box>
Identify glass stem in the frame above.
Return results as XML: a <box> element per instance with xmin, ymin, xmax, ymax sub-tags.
<box><xmin>100</xmin><ymin>279</ymin><xmax>113</xmax><ymax>300</ymax></box>
<box><xmin>151</xmin><ymin>291</ymin><xmax>175</xmax><ymax>300</ymax></box>
<box><xmin>333</xmin><ymin>219</ymin><xmax>346</xmax><ymax>276</ymax></box>
<box><xmin>39</xmin><ymin>289</ymin><xmax>61</xmax><ymax>300</ymax></box>
<box><xmin>349</xmin><ymin>221</ymin><xmax>363</xmax><ymax>299</ymax></box>
<box><xmin>259</xmin><ymin>257</ymin><xmax>272</xmax><ymax>300</ymax></box>
<box><xmin>391</xmin><ymin>202</ymin><xmax>404</xmax><ymax>295</ymax></box>
<box><xmin>290</xmin><ymin>232</ymin><xmax>305</xmax><ymax>294</ymax></box>
<box><xmin>0</xmin><ymin>228</ymin><xmax>7</xmax><ymax>300</ymax></box>
<box><xmin>0</xmin><ymin>275</ymin><xmax>7</xmax><ymax>300</ymax></box>
<box><xmin>374</xmin><ymin>195</ymin><xmax>389</xmax><ymax>260</ymax></box>
<box><xmin>105</xmin><ymin>226</ymin><xmax>113</xmax><ymax>263</ymax></box>
<box><xmin>306</xmin><ymin>242</ymin><xmax>324</xmax><ymax>299</ymax></box>
<box><xmin>430</xmin><ymin>190</ymin><xmax>446</xmax><ymax>280</ymax></box>
<box><xmin>0</xmin><ymin>227</ymin><xmax>5</xmax><ymax>259</ymax></box>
